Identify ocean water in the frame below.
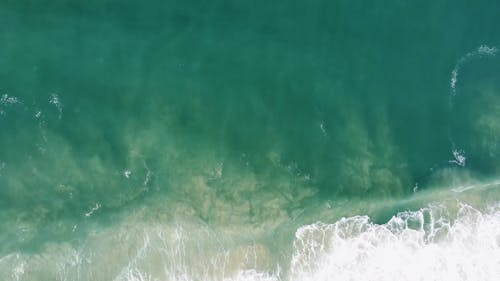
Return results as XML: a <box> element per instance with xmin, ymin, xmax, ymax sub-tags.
<box><xmin>1</xmin><ymin>1</ymin><xmax>499</xmax><ymax>280</ymax></box>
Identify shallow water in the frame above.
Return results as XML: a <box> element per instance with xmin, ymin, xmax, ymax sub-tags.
<box><xmin>1</xmin><ymin>1</ymin><xmax>499</xmax><ymax>280</ymax></box>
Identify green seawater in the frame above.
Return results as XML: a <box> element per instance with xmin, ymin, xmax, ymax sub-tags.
<box><xmin>0</xmin><ymin>1</ymin><xmax>500</xmax><ymax>280</ymax></box>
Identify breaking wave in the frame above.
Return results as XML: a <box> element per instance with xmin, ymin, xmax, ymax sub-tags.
<box><xmin>291</xmin><ymin>203</ymin><xmax>500</xmax><ymax>281</ymax></box>
<box><xmin>1</xmin><ymin>202</ymin><xmax>498</xmax><ymax>281</ymax></box>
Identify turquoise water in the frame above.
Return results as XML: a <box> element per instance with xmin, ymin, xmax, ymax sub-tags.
<box><xmin>1</xmin><ymin>1</ymin><xmax>500</xmax><ymax>280</ymax></box>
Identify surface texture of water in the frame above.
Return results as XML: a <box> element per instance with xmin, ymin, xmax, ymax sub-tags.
<box><xmin>1</xmin><ymin>1</ymin><xmax>499</xmax><ymax>280</ymax></box>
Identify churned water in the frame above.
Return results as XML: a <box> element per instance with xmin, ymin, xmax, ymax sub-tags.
<box><xmin>0</xmin><ymin>1</ymin><xmax>499</xmax><ymax>280</ymax></box>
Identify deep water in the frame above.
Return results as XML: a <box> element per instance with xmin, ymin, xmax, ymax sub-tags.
<box><xmin>0</xmin><ymin>1</ymin><xmax>499</xmax><ymax>280</ymax></box>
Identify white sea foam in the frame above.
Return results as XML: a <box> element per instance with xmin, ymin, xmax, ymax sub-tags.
<box><xmin>450</xmin><ymin>45</ymin><xmax>499</xmax><ymax>97</ymax></box>
<box><xmin>319</xmin><ymin>121</ymin><xmax>327</xmax><ymax>137</ymax></box>
<box><xmin>84</xmin><ymin>203</ymin><xmax>102</xmax><ymax>217</ymax></box>
<box><xmin>0</xmin><ymin>94</ymin><xmax>22</xmax><ymax>115</ymax></box>
<box><xmin>449</xmin><ymin>148</ymin><xmax>466</xmax><ymax>166</ymax></box>
<box><xmin>0</xmin><ymin>94</ymin><xmax>21</xmax><ymax>105</ymax></box>
<box><xmin>448</xmin><ymin>45</ymin><xmax>499</xmax><ymax>166</ymax></box>
<box><xmin>49</xmin><ymin>93</ymin><xmax>63</xmax><ymax>119</ymax></box>
<box><xmin>0</xmin><ymin>202</ymin><xmax>498</xmax><ymax>281</ymax></box>
<box><xmin>290</xmin><ymin>203</ymin><xmax>500</xmax><ymax>281</ymax></box>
